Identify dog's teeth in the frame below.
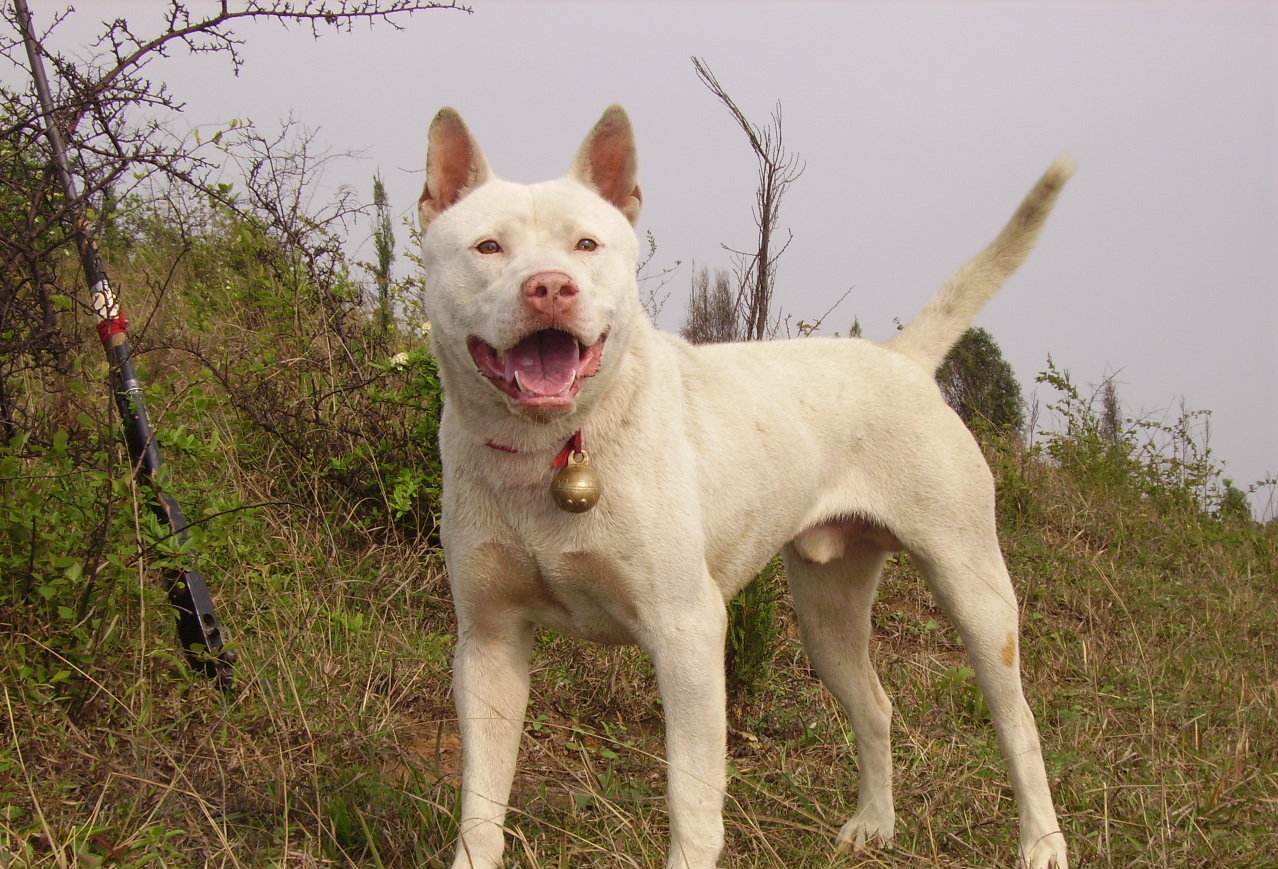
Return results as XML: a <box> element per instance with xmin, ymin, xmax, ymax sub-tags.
<box><xmin>556</xmin><ymin>371</ymin><xmax>578</xmax><ymax>397</ymax></box>
<box><xmin>514</xmin><ymin>370</ymin><xmax>527</xmax><ymax>393</ymax></box>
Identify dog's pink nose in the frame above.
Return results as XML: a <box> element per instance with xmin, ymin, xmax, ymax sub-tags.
<box><xmin>521</xmin><ymin>271</ymin><xmax>578</xmax><ymax>318</ymax></box>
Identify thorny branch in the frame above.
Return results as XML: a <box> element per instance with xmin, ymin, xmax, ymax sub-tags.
<box><xmin>0</xmin><ymin>1</ymin><xmax>469</xmax><ymax>434</ymax></box>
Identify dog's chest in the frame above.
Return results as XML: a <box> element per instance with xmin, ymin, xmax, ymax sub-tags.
<box><xmin>464</xmin><ymin>540</ymin><xmax>641</xmax><ymax>645</ymax></box>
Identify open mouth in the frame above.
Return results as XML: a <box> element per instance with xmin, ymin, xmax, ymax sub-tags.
<box><xmin>467</xmin><ymin>328</ymin><xmax>606</xmax><ymax>408</ymax></box>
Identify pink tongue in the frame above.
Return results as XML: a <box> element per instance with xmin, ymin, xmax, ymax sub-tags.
<box><xmin>505</xmin><ymin>330</ymin><xmax>580</xmax><ymax>395</ymax></box>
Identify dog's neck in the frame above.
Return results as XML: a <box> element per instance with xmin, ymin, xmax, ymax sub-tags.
<box><xmin>484</xmin><ymin>430</ymin><xmax>582</xmax><ymax>469</ymax></box>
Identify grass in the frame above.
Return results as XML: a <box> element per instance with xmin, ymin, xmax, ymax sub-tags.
<box><xmin>2</xmin><ymin>435</ymin><xmax>1274</xmax><ymax>866</ymax></box>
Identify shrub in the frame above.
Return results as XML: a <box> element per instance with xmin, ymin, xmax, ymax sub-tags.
<box><xmin>937</xmin><ymin>326</ymin><xmax>1024</xmax><ymax>435</ymax></box>
<box><xmin>725</xmin><ymin>557</ymin><xmax>782</xmax><ymax>696</ymax></box>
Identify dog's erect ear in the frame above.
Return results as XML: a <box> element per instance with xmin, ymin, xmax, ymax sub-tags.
<box><xmin>569</xmin><ymin>105</ymin><xmax>642</xmax><ymax>224</ymax></box>
<box><xmin>419</xmin><ymin>108</ymin><xmax>492</xmax><ymax>228</ymax></box>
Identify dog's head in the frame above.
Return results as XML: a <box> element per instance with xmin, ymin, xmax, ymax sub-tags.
<box><xmin>418</xmin><ymin>106</ymin><xmax>644</xmax><ymax>425</ymax></box>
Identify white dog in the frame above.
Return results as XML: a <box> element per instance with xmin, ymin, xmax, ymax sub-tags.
<box><xmin>417</xmin><ymin>105</ymin><xmax>1072</xmax><ymax>869</ymax></box>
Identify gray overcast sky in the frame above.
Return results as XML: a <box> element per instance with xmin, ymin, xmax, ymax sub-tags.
<box><xmin>28</xmin><ymin>0</ymin><xmax>1278</xmax><ymax>511</ymax></box>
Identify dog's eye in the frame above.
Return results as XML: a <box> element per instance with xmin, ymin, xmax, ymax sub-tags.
<box><xmin>475</xmin><ymin>239</ymin><xmax>502</xmax><ymax>255</ymax></box>
<box><xmin>575</xmin><ymin>238</ymin><xmax>599</xmax><ymax>252</ymax></box>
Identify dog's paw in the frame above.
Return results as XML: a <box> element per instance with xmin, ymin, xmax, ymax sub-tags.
<box><xmin>1021</xmin><ymin>832</ymin><xmax>1068</xmax><ymax>869</ymax></box>
<box><xmin>835</xmin><ymin>805</ymin><xmax>895</xmax><ymax>852</ymax></box>
<box><xmin>450</xmin><ymin>858</ymin><xmax>501</xmax><ymax>869</ymax></box>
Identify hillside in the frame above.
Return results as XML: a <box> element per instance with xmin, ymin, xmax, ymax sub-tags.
<box><xmin>2</xmin><ymin>193</ymin><xmax>1275</xmax><ymax>868</ymax></box>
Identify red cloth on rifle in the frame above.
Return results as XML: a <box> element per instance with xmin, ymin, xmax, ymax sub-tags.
<box><xmin>96</xmin><ymin>312</ymin><xmax>129</xmax><ymax>346</ymax></box>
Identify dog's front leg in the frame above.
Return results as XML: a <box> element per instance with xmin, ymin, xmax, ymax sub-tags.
<box><xmin>645</xmin><ymin>586</ymin><xmax>729</xmax><ymax>869</ymax></box>
<box><xmin>450</xmin><ymin>615</ymin><xmax>534</xmax><ymax>869</ymax></box>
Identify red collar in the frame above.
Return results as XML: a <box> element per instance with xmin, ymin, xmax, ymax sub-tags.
<box><xmin>486</xmin><ymin>430</ymin><xmax>583</xmax><ymax>469</ymax></box>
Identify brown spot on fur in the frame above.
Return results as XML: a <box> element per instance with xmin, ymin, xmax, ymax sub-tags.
<box><xmin>1002</xmin><ymin>632</ymin><xmax>1017</xmax><ymax>668</ymax></box>
<box><xmin>461</xmin><ymin>544</ymin><xmax>639</xmax><ymax>645</ymax></box>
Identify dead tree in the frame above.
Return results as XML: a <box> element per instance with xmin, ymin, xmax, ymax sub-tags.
<box><xmin>692</xmin><ymin>57</ymin><xmax>804</xmax><ymax>342</ymax></box>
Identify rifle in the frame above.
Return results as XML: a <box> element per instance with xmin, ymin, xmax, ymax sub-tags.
<box><xmin>15</xmin><ymin>0</ymin><xmax>234</xmax><ymax>689</ymax></box>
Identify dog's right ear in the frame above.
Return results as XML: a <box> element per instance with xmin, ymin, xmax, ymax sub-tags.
<box><xmin>569</xmin><ymin>105</ymin><xmax>642</xmax><ymax>224</ymax></box>
<box><xmin>419</xmin><ymin>108</ymin><xmax>492</xmax><ymax>228</ymax></box>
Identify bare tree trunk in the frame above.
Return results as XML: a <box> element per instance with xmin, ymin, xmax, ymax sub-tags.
<box><xmin>692</xmin><ymin>57</ymin><xmax>803</xmax><ymax>341</ymax></box>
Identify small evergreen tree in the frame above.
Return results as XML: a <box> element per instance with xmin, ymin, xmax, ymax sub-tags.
<box><xmin>681</xmin><ymin>266</ymin><xmax>740</xmax><ymax>344</ymax></box>
<box><xmin>1100</xmin><ymin>379</ymin><xmax>1122</xmax><ymax>445</ymax></box>
<box><xmin>372</xmin><ymin>172</ymin><xmax>394</xmax><ymax>335</ymax></box>
<box><xmin>937</xmin><ymin>327</ymin><xmax>1024</xmax><ymax>435</ymax></box>
<box><xmin>1217</xmin><ymin>479</ymin><xmax>1252</xmax><ymax>523</ymax></box>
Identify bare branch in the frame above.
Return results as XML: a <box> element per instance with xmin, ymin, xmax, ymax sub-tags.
<box><xmin>691</xmin><ymin>57</ymin><xmax>805</xmax><ymax>341</ymax></box>
<box><xmin>0</xmin><ymin>1</ymin><xmax>469</xmax><ymax>431</ymax></box>
<box><xmin>636</xmin><ymin>230</ymin><xmax>680</xmax><ymax>322</ymax></box>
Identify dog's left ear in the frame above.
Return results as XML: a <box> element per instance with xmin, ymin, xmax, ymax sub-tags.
<box><xmin>570</xmin><ymin>105</ymin><xmax>642</xmax><ymax>224</ymax></box>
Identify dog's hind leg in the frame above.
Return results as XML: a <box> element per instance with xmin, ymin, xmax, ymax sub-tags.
<box><xmin>914</xmin><ymin>535</ymin><xmax>1068</xmax><ymax>869</ymax></box>
<box><xmin>783</xmin><ymin>542</ymin><xmax>896</xmax><ymax>852</ymax></box>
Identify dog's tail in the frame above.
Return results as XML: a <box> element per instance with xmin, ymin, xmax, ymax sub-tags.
<box><xmin>888</xmin><ymin>156</ymin><xmax>1075</xmax><ymax>372</ymax></box>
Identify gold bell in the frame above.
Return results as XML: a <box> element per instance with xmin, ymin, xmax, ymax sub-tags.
<box><xmin>551</xmin><ymin>450</ymin><xmax>601</xmax><ymax>513</ymax></box>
